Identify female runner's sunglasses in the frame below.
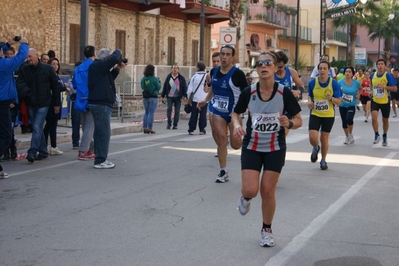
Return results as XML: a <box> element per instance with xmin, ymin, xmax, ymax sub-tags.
<box><xmin>255</xmin><ymin>59</ymin><xmax>274</xmax><ymax>67</ymax></box>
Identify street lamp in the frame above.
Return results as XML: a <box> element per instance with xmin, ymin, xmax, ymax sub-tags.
<box><xmin>377</xmin><ymin>13</ymin><xmax>395</xmax><ymax>59</ymax></box>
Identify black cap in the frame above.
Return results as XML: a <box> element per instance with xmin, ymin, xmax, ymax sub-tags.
<box><xmin>0</xmin><ymin>42</ymin><xmax>6</xmax><ymax>49</ymax></box>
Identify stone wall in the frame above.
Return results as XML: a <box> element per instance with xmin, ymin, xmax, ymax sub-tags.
<box><xmin>0</xmin><ymin>0</ymin><xmax>212</xmax><ymax>66</ymax></box>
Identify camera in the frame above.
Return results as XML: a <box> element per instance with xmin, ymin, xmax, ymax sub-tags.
<box><xmin>118</xmin><ymin>56</ymin><xmax>128</xmax><ymax>64</ymax></box>
<box><xmin>13</xmin><ymin>36</ymin><xmax>21</xmax><ymax>42</ymax></box>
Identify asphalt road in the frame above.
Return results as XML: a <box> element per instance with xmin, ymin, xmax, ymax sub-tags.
<box><xmin>1</xmin><ymin>107</ymin><xmax>399</xmax><ymax>266</ymax></box>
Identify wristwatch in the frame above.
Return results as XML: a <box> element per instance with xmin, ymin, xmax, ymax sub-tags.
<box><xmin>288</xmin><ymin>120</ymin><xmax>293</xmax><ymax>129</ymax></box>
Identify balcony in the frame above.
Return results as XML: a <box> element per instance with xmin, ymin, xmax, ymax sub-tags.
<box><xmin>247</xmin><ymin>4</ymin><xmax>290</xmax><ymax>30</ymax></box>
<box><xmin>278</xmin><ymin>24</ymin><xmax>312</xmax><ymax>43</ymax></box>
<box><xmin>325</xmin><ymin>29</ymin><xmax>360</xmax><ymax>47</ymax></box>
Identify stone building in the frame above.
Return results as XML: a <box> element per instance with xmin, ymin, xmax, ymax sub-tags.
<box><xmin>1</xmin><ymin>0</ymin><xmax>229</xmax><ymax>67</ymax></box>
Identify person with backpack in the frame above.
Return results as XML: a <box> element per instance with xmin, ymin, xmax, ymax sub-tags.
<box><xmin>141</xmin><ymin>64</ymin><xmax>161</xmax><ymax>134</ymax></box>
<box><xmin>72</xmin><ymin>45</ymin><xmax>95</xmax><ymax>160</ymax></box>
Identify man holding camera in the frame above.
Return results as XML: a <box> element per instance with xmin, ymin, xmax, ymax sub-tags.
<box><xmin>0</xmin><ymin>36</ymin><xmax>29</xmax><ymax>178</ymax></box>
<box><xmin>87</xmin><ymin>48</ymin><xmax>126</xmax><ymax>169</ymax></box>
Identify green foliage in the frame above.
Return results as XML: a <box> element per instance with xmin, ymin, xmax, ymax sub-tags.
<box><xmin>330</xmin><ymin>58</ymin><xmax>348</xmax><ymax>70</ymax></box>
<box><xmin>204</xmin><ymin>0</ymin><xmax>211</xmax><ymax>6</ymax></box>
<box><xmin>289</xmin><ymin>52</ymin><xmax>308</xmax><ymax>71</ymax></box>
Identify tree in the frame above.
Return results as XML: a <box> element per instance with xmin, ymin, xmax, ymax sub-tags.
<box><xmin>229</xmin><ymin>0</ymin><xmax>245</xmax><ymax>64</ymax></box>
<box><xmin>331</xmin><ymin>0</ymin><xmax>380</xmax><ymax>67</ymax></box>
<box><xmin>365</xmin><ymin>0</ymin><xmax>399</xmax><ymax>63</ymax></box>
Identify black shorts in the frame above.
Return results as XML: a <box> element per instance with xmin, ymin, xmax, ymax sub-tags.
<box><xmin>390</xmin><ymin>91</ymin><xmax>399</xmax><ymax>101</ymax></box>
<box><xmin>308</xmin><ymin>115</ymin><xmax>335</xmax><ymax>133</ymax></box>
<box><xmin>371</xmin><ymin>101</ymin><xmax>390</xmax><ymax>118</ymax></box>
<box><xmin>360</xmin><ymin>95</ymin><xmax>371</xmax><ymax>105</ymax></box>
<box><xmin>241</xmin><ymin>148</ymin><xmax>286</xmax><ymax>173</ymax></box>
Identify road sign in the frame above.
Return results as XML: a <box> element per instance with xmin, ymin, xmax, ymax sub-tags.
<box><xmin>354</xmin><ymin>47</ymin><xmax>367</xmax><ymax>65</ymax></box>
<box><xmin>220</xmin><ymin>27</ymin><xmax>237</xmax><ymax>45</ymax></box>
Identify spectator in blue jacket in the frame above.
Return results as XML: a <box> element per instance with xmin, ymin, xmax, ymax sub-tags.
<box><xmin>87</xmin><ymin>48</ymin><xmax>126</xmax><ymax>169</ymax></box>
<box><xmin>73</xmin><ymin>45</ymin><xmax>96</xmax><ymax>160</ymax></box>
<box><xmin>0</xmin><ymin>36</ymin><xmax>29</xmax><ymax>179</ymax></box>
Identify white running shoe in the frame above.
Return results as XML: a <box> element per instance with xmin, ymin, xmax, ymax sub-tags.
<box><xmin>348</xmin><ymin>134</ymin><xmax>355</xmax><ymax>144</ymax></box>
<box><xmin>343</xmin><ymin>136</ymin><xmax>349</xmax><ymax>144</ymax></box>
<box><xmin>215</xmin><ymin>170</ymin><xmax>228</xmax><ymax>183</ymax></box>
<box><xmin>94</xmin><ymin>160</ymin><xmax>115</xmax><ymax>169</ymax></box>
<box><xmin>260</xmin><ymin>228</ymin><xmax>275</xmax><ymax>247</ymax></box>
<box><xmin>50</xmin><ymin>147</ymin><xmax>63</xmax><ymax>155</ymax></box>
<box><xmin>237</xmin><ymin>196</ymin><xmax>251</xmax><ymax>215</ymax></box>
<box><xmin>0</xmin><ymin>171</ymin><xmax>9</xmax><ymax>179</ymax></box>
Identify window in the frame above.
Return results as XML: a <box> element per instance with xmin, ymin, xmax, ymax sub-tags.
<box><xmin>115</xmin><ymin>30</ymin><xmax>126</xmax><ymax>55</ymax></box>
<box><xmin>167</xmin><ymin>37</ymin><xmax>175</xmax><ymax>65</ymax></box>
<box><xmin>69</xmin><ymin>24</ymin><xmax>80</xmax><ymax>64</ymax></box>
<box><xmin>192</xmin><ymin>40</ymin><xmax>199</xmax><ymax>66</ymax></box>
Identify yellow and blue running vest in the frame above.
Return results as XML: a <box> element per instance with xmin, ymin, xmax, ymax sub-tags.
<box><xmin>311</xmin><ymin>77</ymin><xmax>335</xmax><ymax>118</ymax></box>
<box><xmin>371</xmin><ymin>72</ymin><xmax>389</xmax><ymax>104</ymax></box>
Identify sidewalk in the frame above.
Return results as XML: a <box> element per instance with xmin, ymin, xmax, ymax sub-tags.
<box><xmin>14</xmin><ymin>94</ymin><xmax>308</xmax><ymax>150</ymax></box>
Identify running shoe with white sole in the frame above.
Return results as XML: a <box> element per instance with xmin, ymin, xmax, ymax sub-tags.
<box><xmin>237</xmin><ymin>196</ymin><xmax>251</xmax><ymax>215</ymax></box>
<box><xmin>382</xmin><ymin>136</ymin><xmax>388</xmax><ymax>146</ymax></box>
<box><xmin>348</xmin><ymin>134</ymin><xmax>355</xmax><ymax>144</ymax></box>
<box><xmin>0</xmin><ymin>171</ymin><xmax>9</xmax><ymax>179</ymax></box>
<box><xmin>260</xmin><ymin>228</ymin><xmax>274</xmax><ymax>247</ymax></box>
<box><xmin>343</xmin><ymin>136</ymin><xmax>349</xmax><ymax>145</ymax></box>
<box><xmin>94</xmin><ymin>160</ymin><xmax>115</xmax><ymax>169</ymax></box>
<box><xmin>373</xmin><ymin>134</ymin><xmax>381</xmax><ymax>144</ymax></box>
<box><xmin>215</xmin><ymin>170</ymin><xmax>228</xmax><ymax>183</ymax></box>
<box><xmin>50</xmin><ymin>147</ymin><xmax>63</xmax><ymax>155</ymax></box>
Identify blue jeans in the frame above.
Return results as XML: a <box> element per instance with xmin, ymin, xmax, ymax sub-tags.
<box><xmin>188</xmin><ymin>101</ymin><xmax>208</xmax><ymax>133</ymax></box>
<box><xmin>71</xmin><ymin>101</ymin><xmax>81</xmax><ymax>146</ymax></box>
<box><xmin>166</xmin><ymin>97</ymin><xmax>181</xmax><ymax>127</ymax></box>
<box><xmin>142</xmin><ymin>98</ymin><xmax>158</xmax><ymax>130</ymax></box>
<box><xmin>28</xmin><ymin>106</ymin><xmax>49</xmax><ymax>157</ymax></box>
<box><xmin>0</xmin><ymin>105</ymin><xmax>12</xmax><ymax>171</ymax></box>
<box><xmin>88</xmin><ymin>105</ymin><xmax>112</xmax><ymax>165</ymax></box>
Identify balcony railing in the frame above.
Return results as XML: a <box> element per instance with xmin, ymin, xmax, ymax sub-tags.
<box><xmin>326</xmin><ymin>30</ymin><xmax>347</xmax><ymax>43</ymax></box>
<box><xmin>186</xmin><ymin>0</ymin><xmax>227</xmax><ymax>10</ymax></box>
<box><xmin>247</xmin><ymin>4</ymin><xmax>290</xmax><ymax>28</ymax></box>
<box><xmin>326</xmin><ymin>30</ymin><xmax>360</xmax><ymax>46</ymax></box>
<box><xmin>278</xmin><ymin>24</ymin><xmax>312</xmax><ymax>42</ymax></box>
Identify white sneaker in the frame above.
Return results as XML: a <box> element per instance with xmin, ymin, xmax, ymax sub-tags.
<box><xmin>50</xmin><ymin>147</ymin><xmax>63</xmax><ymax>155</ymax></box>
<box><xmin>393</xmin><ymin>113</ymin><xmax>397</xmax><ymax>118</ymax></box>
<box><xmin>260</xmin><ymin>228</ymin><xmax>275</xmax><ymax>247</ymax></box>
<box><xmin>343</xmin><ymin>136</ymin><xmax>349</xmax><ymax>144</ymax></box>
<box><xmin>94</xmin><ymin>160</ymin><xmax>115</xmax><ymax>169</ymax></box>
<box><xmin>348</xmin><ymin>134</ymin><xmax>355</xmax><ymax>144</ymax></box>
<box><xmin>0</xmin><ymin>171</ymin><xmax>9</xmax><ymax>179</ymax></box>
<box><xmin>215</xmin><ymin>170</ymin><xmax>229</xmax><ymax>183</ymax></box>
<box><xmin>237</xmin><ymin>196</ymin><xmax>251</xmax><ymax>215</ymax></box>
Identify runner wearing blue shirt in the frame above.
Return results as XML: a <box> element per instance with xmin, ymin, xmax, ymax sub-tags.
<box><xmin>338</xmin><ymin>67</ymin><xmax>361</xmax><ymax>145</ymax></box>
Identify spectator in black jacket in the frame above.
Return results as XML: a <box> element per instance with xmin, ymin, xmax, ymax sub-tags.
<box><xmin>161</xmin><ymin>63</ymin><xmax>187</xmax><ymax>129</ymax></box>
<box><xmin>16</xmin><ymin>48</ymin><xmax>61</xmax><ymax>163</ymax></box>
<box><xmin>87</xmin><ymin>48</ymin><xmax>125</xmax><ymax>169</ymax></box>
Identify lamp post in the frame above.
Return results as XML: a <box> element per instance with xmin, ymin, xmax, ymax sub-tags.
<box><xmin>377</xmin><ymin>13</ymin><xmax>395</xmax><ymax>59</ymax></box>
<box><xmin>294</xmin><ymin>0</ymin><xmax>300</xmax><ymax>70</ymax></box>
<box><xmin>199</xmin><ymin>0</ymin><xmax>205</xmax><ymax>61</ymax></box>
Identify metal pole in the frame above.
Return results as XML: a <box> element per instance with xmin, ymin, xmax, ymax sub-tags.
<box><xmin>319</xmin><ymin>0</ymin><xmax>323</xmax><ymax>57</ymax></box>
<box><xmin>346</xmin><ymin>16</ymin><xmax>350</xmax><ymax>66</ymax></box>
<box><xmin>294</xmin><ymin>0</ymin><xmax>300</xmax><ymax>70</ymax></box>
<box><xmin>80</xmin><ymin>0</ymin><xmax>89</xmax><ymax>61</ymax></box>
<box><xmin>199</xmin><ymin>0</ymin><xmax>205</xmax><ymax>61</ymax></box>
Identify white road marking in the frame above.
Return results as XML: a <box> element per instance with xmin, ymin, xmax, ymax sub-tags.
<box><xmin>264</xmin><ymin>152</ymin><xmax>398</xmax><ymax>266</ymax></box>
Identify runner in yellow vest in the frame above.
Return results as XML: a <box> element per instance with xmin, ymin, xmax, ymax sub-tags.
<box><xmin>307</xmin><ymin>61</ymin><xmax>342</xmax><ymax>170</ymax></box>
<box><xmin>370</xmin><ymin>59</ymin><xmax>397</xmax><ymax>146</ymax></box>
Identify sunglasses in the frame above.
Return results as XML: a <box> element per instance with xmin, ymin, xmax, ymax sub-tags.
<box><xmin>255</xmin><ymin>59</ymin><xmax>274</xmax><ymax>67</ymax></box>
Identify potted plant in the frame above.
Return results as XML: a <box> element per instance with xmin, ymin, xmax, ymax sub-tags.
<box><xmin>264</xmin><ymin>0</ymin><xmax>275</xmax><ymax>9</ymax></box>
